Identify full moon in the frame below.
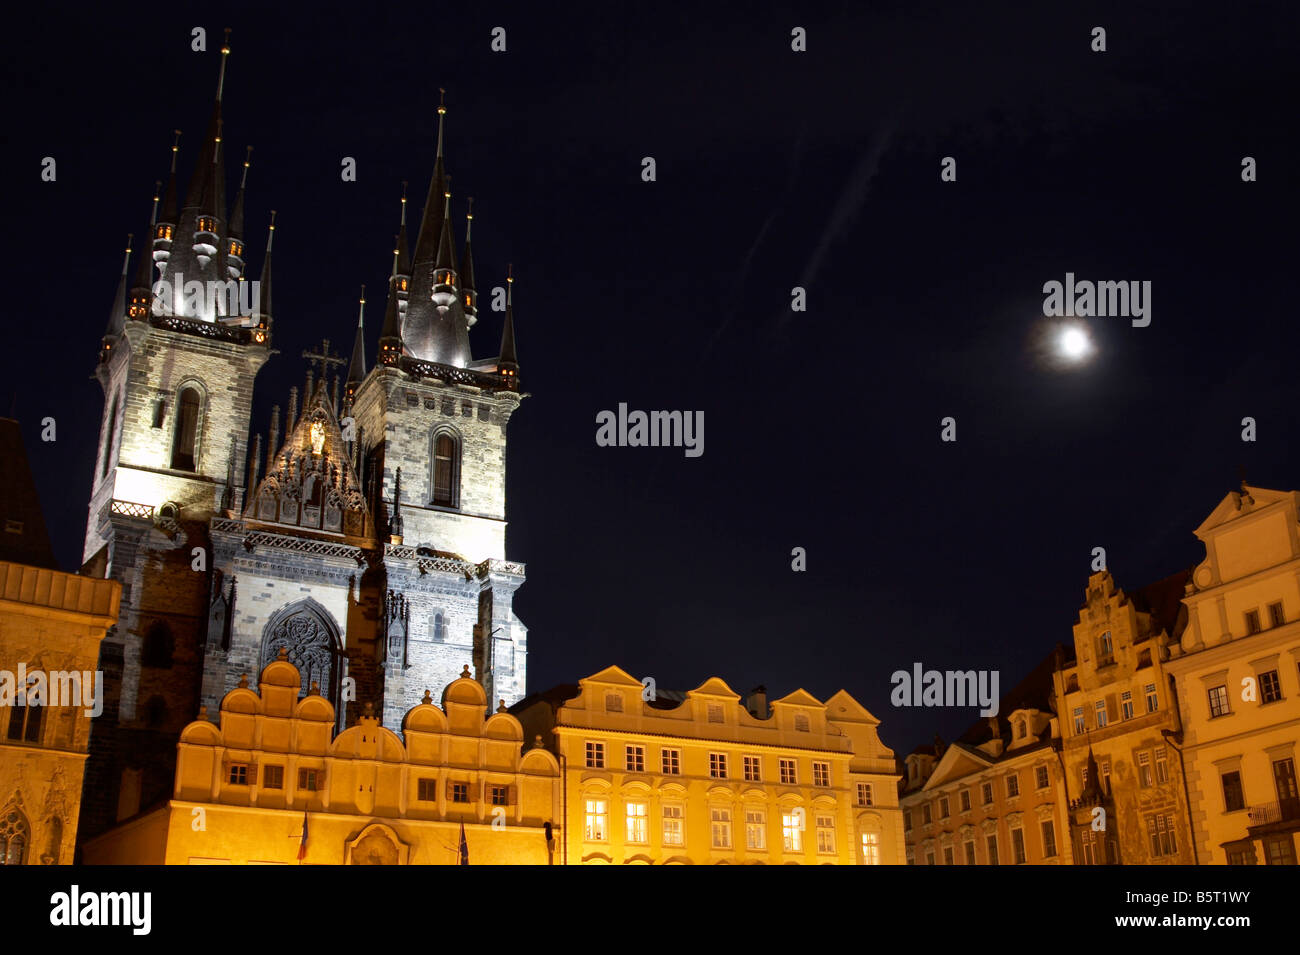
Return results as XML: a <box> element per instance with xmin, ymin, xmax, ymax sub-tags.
<box><xmin>1058</xmin><ymin>325</ymin><xmax>1091</xmax><ymax>361</ymax></box>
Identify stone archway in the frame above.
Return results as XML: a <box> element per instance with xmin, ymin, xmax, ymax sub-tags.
<box><xmin>260</xmin><ymin>599</ymin><xmax>343</xmax><ymax>711</ymax></box>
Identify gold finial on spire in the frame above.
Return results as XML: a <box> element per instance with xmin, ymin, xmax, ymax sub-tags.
<box><xmin>216</xmin><ymin>28</ymin><xmax>232</xmax><ymax>100</ymax></box>
<box><xmin>435</xmin><ymin>89</ymin><xmax>447</xmax><ymax>157</ymax></box>
<box><xmin>400</xmin><ymin>180</ymin><xmax>408</xmax><ymax>225</ymax></box>
<box><xmin>240</xmin><ymin>145</ymin><xmax>253</xmax><ymax>188</ymax></box>
<box><xmin>170</xmin><ymin>129</ymin><xmax>182</xmax><ymax>171</ymax></box>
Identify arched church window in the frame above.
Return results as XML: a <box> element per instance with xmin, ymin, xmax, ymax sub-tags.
<box><xmin>431</xmin><ymin>430</ymin><xmax>460</xmax><ymax>508</ymax></box>
<box><xmin>5</xmin><ymin>687</ymin><xmax>43</xmax><ymax>743</ymax></box>
<box><xmin>0</xmin><ymin>810</ymin><xmax>29</xmax><ymax>865</ymax></box>
<box><xmin>101</xmin><ymin>392</ymin><xmax>120</xmax><ymax>479</ymax></box>
<box><xmin>142</xmin><ymin>622</ymin><xmax>174</xmax><ymax>668</ymax></box>
<box><xmin>430</xmin><ymin>612</ymin><xmax>447</xmax><ymax>643</ymax></box>
<box><xmin>171</xmin><ymin>386</ymin><xmax>201</xmax><ymax>471</ymax></box>
<box><xmin>262</xmin><ymin>604</ymin><xmax>340</xmax><ymax>706</ymax></box>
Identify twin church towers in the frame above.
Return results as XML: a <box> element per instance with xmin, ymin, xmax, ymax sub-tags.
<box><xmin>81</xmin><ymin>35</ymin><xmax>528</xmax><ymax>839</ymax></box>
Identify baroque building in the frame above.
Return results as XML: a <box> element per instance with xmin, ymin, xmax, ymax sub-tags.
<box><xmin>80</xmin><ymin>40</ymin><xmax>528</xmax><ymax>843</ymax></box>
<box><xmin>0</xmin><ymin>419</ymin><xmax>122</xmax><ymax>865</ymax></box>
<box><xmin>82</xmin><ymin>655</ymin><xmax>557</xmax><ymax>864</ymax></box>
<box><xmin>1165</xmin><ymin>485</ymin><xmax>1300</xmax><ymax>865</ymax></box>
<box><xmin>513</xmin><ymin>666</ymin><xmax>905</xmax><ymax>864</ymax></box>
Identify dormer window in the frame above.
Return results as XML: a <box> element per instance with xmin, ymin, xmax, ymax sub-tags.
<box><xmin>605</xmin><ymin>692</ymin><xmax>623</xmax><ymax>713</ymax></box>
<box><xmin>155</xmin><ymin>224</ymin><xmax>173</xmax><ymax>240</ymax></box>
<box><xmin>197</xmin><ymin>216</ymin><xmax>216</xmax><ymax>234</ymax></box>
<box><xmin>464</xmin><ymin>290</ymin><xmax>474</xmax><ymax>308</ymax></box>
<box><xmin>794</xmin><ymin>712</ymin><xmax>810</xmax><ymax>732</ymax></box>
<box><xmin>229</xmin><ymin>240</ymin><xmax>243</xmax><ymax>257</ymax></box>
<box><xmin>398</xmin><ymin>277</ymin><xmax>408</xmax><ymax>292</ymax></box>
<box><xmin>1015</xmin><ymin>718</ymin><xmax>1026</xmax><ymax>739</ymax></box>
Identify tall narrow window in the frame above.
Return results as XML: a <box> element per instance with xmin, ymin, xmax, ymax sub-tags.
<box><xmin>431</xmin><ymin>431</ymin><xmax>459</xmax><ymax>507</ymax></box>
<box><xmin>101</xmin><ymin>393</ymin><xmax>120</xmax><ymax>479</ymax></box>
<box><xmin>171</xmin><ymin>387</ymin><xmax>200</xmax><ymax>471</ymax></box>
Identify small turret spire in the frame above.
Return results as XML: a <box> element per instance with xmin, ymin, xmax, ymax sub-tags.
<box><xmin>395</xmin><ymin>182</ymin><xmax>411</xmax><ymax>277</ymax></box>
<box><xmin>104</xmin><ymin>235</ymin><xmax>132</xmax><ymax>342</ymax></box>
<box><xmin>160</xmin><ymin>130</ymin><xmax>182</xmax><ymax>224</ymax></box>
<box><xmin>252</xmin><ymin>211</ymin><xmax>274</xmax><ymax>337</ymax></box>
<box><xmin>216</xmin><ymin>28</ymin><xmax>231</xmax><ymax>101</ymax></box>
<box><xmin>132</xmin><ymin>185</ymin><xmax>160</xmax><ymax>308</ymax></box>
<box><xmin>461</xmin><ymin>196</ymin><xmax>477</xmax><ymax>325</ymax></box>
<box><xmin>347</xmin><ymin>285</ymin><xmax>367</xmax><ymax>386</ymax></box>
<box><xmin>499</xmin><ymin>264</ymin><xmax>519</xmax><ymax>381</ymax></box>
<box><xmin>435</xmin><ymin>181</ymin><xmax>458</xmax><ymax>274</ymax></box>
<box><xmin>378</xmin><ymin>237</ymin><xmax>404</xmax><ymax>366</ymax></box>
<box><xmin>229</xmin><ymin>146</ymin><xmax>252</xmax><ymax>240</ymax></box>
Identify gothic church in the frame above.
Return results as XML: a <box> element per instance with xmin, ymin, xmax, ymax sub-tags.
<box><xmin>80</xmin><ymin>37</ymin><xmax>527</xmax><ymax>841</ymax></box>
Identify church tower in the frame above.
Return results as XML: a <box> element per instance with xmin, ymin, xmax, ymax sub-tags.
<box><xmin>81</xmin><ymin>34</ymin><xmax>273</xmax><ymax>839</ymax></box>
<box><xmin>351</xmin><ymin>93</ymin><xmax>529</xmax><ymax>726</ymax></box>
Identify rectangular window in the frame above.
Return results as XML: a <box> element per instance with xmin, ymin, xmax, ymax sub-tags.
<box><xmin>903</xmin><ymin>809</ymin><xmax>912</xmax><ymax>831</ymax></box>
<box><xmin>709</xmin><ymin>753</ymin><xmax>728</xmax><ymax>779</ymax></box>
<box><xmin>745</xmin><ymin>809</ymin><xmax>766</xmax><ymax>850</ymax></box>
<box><xmin>1010</xmin><ymin>827</ymin><xmax>1027</xmax><ymax>864</ymax></box>
<box><xmin>711</xmin><ymin>807</ymin><xmax>732</xmax><ymax>848</ymax></box>
<box><xmin>661</xmin><ymin>748</ymin><xmax>681</xmax><ymax>775</ymax></box>
<box><xmin>1073</xmin><ymin>706</ymin><xmax>1085</xmax><ymax>735</ymax></box>
<box><xmin>625</xmin><ymin>801</ymin><xmax>648</xmax><ymax>844</ymax></box>
<box><xmin>1266</xmin><ymin>835</ymin><xmax>1297</xmax><ymax>866</ymax></box>
<box><xmin>298</xmin><ymin>769</ymin><xmax>320</xmax><ymax>792</ymax></box>
<box><xmin>1095</xmin><ymin>700</ymin><xmax>1108</xmax><ymax>728</ymax></box>
<box><xmin>262</xmin><ymin>765</ymin><xmax>284</xmax><ymax>789</ymax></box>
<box><xmin>1245</xmin><ymin>609</ymin><xmax>1261</xmax><ymax>634</ymax></box>
<box><xmin>743</xmin><ymin>755</ymin><xmax>761</xmax><ymax>782</ymax></box>
<box><xmin>1145</xmin><ymin>683</ymin><xmax>1158</xmax><ymax>713</ymax></box>
<box><xmin>662</xmin><ymin>804</ymin><xmax>684</xmax><ymax>847</ymax></box>
<box><xmin>812</xmin><ymin>761</ymin><xmax>830</xmax><ymax>787</ymax></box>
<box><xmin>922</xmin><ymin>804</ymin><xmax>932</xmax><ymax>825</ymax></box>
<box><xmin>862</xmin><ymin>832</ymin><xmax>881</xmax><ymax>865</ymax></box>
<box><xmin>986</xmin><ymin>833</ymin><xmax>999</xmax><ymax>866</ymax></box>
<box><xmin>585</xmin><ymin>799</ymin><xmax>608</xmax><ymax>841</ymax></box>
<box><xmin>1155</xmin><ymin>749</ymin><xmax>1169</xmax><ymax>784</ymax></box>
<box><xmin>816</xmin><ymin>815</ymin><xmax>836</xmax><ymax>854</ymax></box>
<box><xmin>1222</xmin><ymin>771</ymin><xmax>1245</xmax><ymax>812</ymax></box>
<box><xmin>1035</xmin><ymin>765</ymin><xmax>1050</xmax><ymax>790</ymax></box>
<box><xmin>1041</xmin><ymin>820</ymin><xmax>1057</xmax><ymax>858</ymax></box>
<box><xmin>960</xmin><ymin>788</ymin><xmax>971</xmax><ymax>811</ymax></box>
<box><xmin>707</xmin><ymin>703</ymin><xmax>724</xmax><ymax>723</ymax></box>
<box><xmin>1006</xmin><ymin>773</ymin><xmax>1020</xmax><ymax>798</ymax></box>
<box><xmin>943</xmin><ymin>846</ymin><xmax>954</xmax><ymax>865</ymax></box>
<box><xmin>625</xmin><ymin>745</ymin><xmax>645</xmax><ymax>773</ymax></box>
<box><xmin>1208</xmin><ymin>685</ymin><xmax>1230</xmax><ymax>718</ymax></box>
<box><xmin>1147</xmin><ymin>813</ymin><xmax>1178</xmax><ymax>857</ymax></box>
<box><xmin>490</xmin><ymin>785</ymin><xmax>509</xmax><ymax>806</ymax></box>
<box><xmin>981</xmin><ymin>781</ymin><xmax>994</xmax><ymax>805</ymax></box>
<box><xmin>779</xmin><ymin>758</ymin><xmax>797</xmax><ymax>785</ymax></box>
<box><xmin>228</xmin><ymin>763</ymin><xmax>248</xmax><ymax>785</ymax></box>
<box><xmin>1137</xmin><ymin>751</ymin><xmax>1153</xmax><ymax>787</ymax></box>
<box><xmin>1121</xmin><ymin>690</ymin><xmax>1134</xmax><ymax>720</ymax></box>
<box><xmin>1260</xmin><ymin>670</ymin><xmax>1282</xmax><ymax>704</ymax></box>
<box><xmin>585</xmin><ymin>740</ymin><xmax>605</xmax><ymax>769</ymax></box>
<box><xmin>925</xmin><ymin>851</ymin><xmax>936</xmax><ymax>866</ymax></box>
<box><xmin>964</xmin><ymin>840</ymin><xmax>976</xmax><ymax>865</ymax></box>
<box><xmin>782</xmin><ymin>812</ymin><xmax>803</xmax><ymax>852</ymax></box>
<box><xmin>605</xmin><ymin>692</ymin><xmax>623</xmax><ymax>712</ymax></box>
<box><xmin>939</xmin><ymin>796</ymin><xmax>950</xmax><ymax>818</ymax></box>
<box><xmin>1269</xmin><ymin>602</ymin><xmax>1285</xmax><ymax>628</ymax></box>
<box><xmin>451</xmin><ymin>782</ymin><xmax>469</xmax><ymax>803</ymax></box>
<box><xmin>417</xmin><ymin>778</ymin><xmax>437</xmax><ymax>802</ymax></box>
<box><xmin>794</xmin><ymin>713</ymin><xmax>810</xmax><ymax>732</ymax></box>
<box><xmin>858</xmin><ymin>782</ymin><xmax>874</xmax><ymax>807</ymax></box>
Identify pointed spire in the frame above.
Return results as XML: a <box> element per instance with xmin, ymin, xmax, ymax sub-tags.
<box><xmin>160</xmin><ymin>130</ymin><xmax>182</xmax><ymax>224</ymax></box>
<box><xmin>132</xmin><ymin>185</ymin><xmax>160</xmax><ymax>300</ymax></box>
<box><xmin>183</xmin><ymin>31</ymin><xmax>230</xmax><ymax>220</ymax></box>
<box><xmin>229</xmin><ymin>146</ymin><xmax>252</xmax><ymax>240</ymax></box>
<box><xmin>499</xmin><ymin>264</ymin><xmax>519</xmax><ymax>379</ymax></box>
<box><xmin>461</xmin><ymin>197</ymin><xmax>477</xmax><ymax>324</ymax></box>
<box><xmin>410</xmin><ymin>90</ymin><xmax>449</xmax><ymax>278</ymax></box>
<box><xmin>105</xmin><ymin>235</ymin><xmax>132</xmax><ymax>340</ymax></box>
<box><xmin>347</xmin><ymin>286</ymin><xmax>367</xmax><ymax>385</ymax></box>
<box><xmin>378</xmin><ymin>238</ymin><xmax>404</xmax><ymax>366</ymax></box>
<box><xmin>435</xmin><ymin>182</ymin><xmax>458</xmax><ymax>274</ymax></box>
<box><xmin>252</xmin><ymin>211</ymin><xmax>274</xmax><ymax>337</ymax></box>
<box><xmin>395</xmin><ymin>181</ymin><xmax>411</xmax><ymax>276</ymax></box>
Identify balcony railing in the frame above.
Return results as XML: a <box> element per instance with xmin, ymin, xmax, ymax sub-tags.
<box><xmin>1247</xmin><ymin>798</ymin><xmax>1300</xmax><ymax>827</ymax></box>
<box><xmin>109</xmin><ymin>500</ymin><xmax>154</xmax><ymax>520</ymax></box>
<box><xmin>400</xmin><ymin>356</ymin><xmax>518</xmax><ymax>392</ymax></box>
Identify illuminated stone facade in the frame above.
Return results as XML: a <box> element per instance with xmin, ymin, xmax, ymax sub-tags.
<box><xmin>1166</xmin><ymin>485</ymin><xmax>1300</xmax><ymax>865</ymax></box>
<box><xmin>513</xmin><ymin>666</ymin><xmax>905</xmax><ymax>864</ymax></box>
<box><xmin>82</xmin><ymin>656</ymin><xmax>558</xmax><ymax>864</ymax></box>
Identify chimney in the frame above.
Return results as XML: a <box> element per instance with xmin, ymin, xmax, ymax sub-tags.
<box><xmin>745</xmin><ymin>685</ymin><xmax>768</xmax><ymax>719</ymax></box>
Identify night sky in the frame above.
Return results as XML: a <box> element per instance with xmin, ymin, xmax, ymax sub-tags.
<box><xmin>7</xmin><ymin>2</ymin><xmax>1298</xmax><ymax>756</ymax></box>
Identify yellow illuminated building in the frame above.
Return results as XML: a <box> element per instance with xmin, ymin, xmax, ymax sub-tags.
<box><xmin>512</xmin><ymin>666</ymin><xmax>905</xmax><ymax>864</ymax></box>
<box><xmin>1165</xmin><ymin>485</ymin><xmax>1300</xmax><ymax>865</ymax></box>
<box><xmin>83</xmin><ymin>655</ymin><xmax>559</xmax><ymax>864</ymax></box>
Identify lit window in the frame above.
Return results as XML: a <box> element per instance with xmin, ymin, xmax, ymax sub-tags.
<box><xmin>710</xmin><ymin>807</ymin><xmax>732</xmax><ymax>848</ymax></box>
<box><xmin>662</xmin><ymin>804</ymin><xmax>684</xmax><ymax>846</ymax></box>
<box><xmin>625</xmin><ymin>745</ymin><xmax>644</xmax><ymax>773</ymax></box>
<box><xmin>779</xmin><ymin>759</ymin><xmax>797</xmax><ymax>785</ymax></box>
<box><xmin>815</xmin><ymin>814</ymin><xmax>836</xmax><ymax>854</ymax></box>
<box><xmin>745</xmin><ymin>809</ymin><xmax>766</xmax><ymax>850</ymax></box>
<box><xmin>812</xmin><ymin>761</ymin><xmax>830</xmax><ymax>787</ymax></box>
<box><xmin>585</xmin><ymin>799</ymin><xmax>608</xmax><ymax>841</ymax></box>
<box><xmin>709</xmin><ymin>753</ymin><xmax>728</xmax><ymax>779</ymax></box>
<box><xmin>862</xmin><ymin>831</ymin><xmax>881</xmax><ymax>865</ymax></box>
<box><xmin>743</xmin><ymin>755</ymin><xmax>761</xmax><ymax>782</ymax></box>
<box><xmin>661</xmin><ymin>748</ymin><xmax>680</xmax><ymax>775</ymax></box>
<box><xmin>625</xmin><ymin>801</ymin><xmax>648</xmax><ymax>844</ymax></box>
<box><xmin>585</xmin><ymin>741</ymin><xmax>605</xmax><ymax>769</ymax></box>
<box><xmin>782</xmin><ymin>812</ymin><xmax>804</xmax><ymax>852</ymax></box>
<box><xmin>0</xmin><ymin>811</ymin><xmax>30</xmax><ymax>866</ymax></box>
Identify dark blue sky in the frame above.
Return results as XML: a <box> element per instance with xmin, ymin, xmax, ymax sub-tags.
<box><xmin>7</xmin><ymin>0</ymin><xmax>1297</xmax><ymax>755</ymax></box>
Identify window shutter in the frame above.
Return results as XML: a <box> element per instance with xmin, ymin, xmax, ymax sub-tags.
<box><xmin>1105</xmin><ymin>694</ymin><xmax>1118</xmax><ymax>723</ymax></box>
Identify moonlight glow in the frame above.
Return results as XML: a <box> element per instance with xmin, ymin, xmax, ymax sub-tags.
<box><xmin>1058</xmin><ymin>325</ymin><xmax>1092</xmax><ymax>362</ymax></box>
